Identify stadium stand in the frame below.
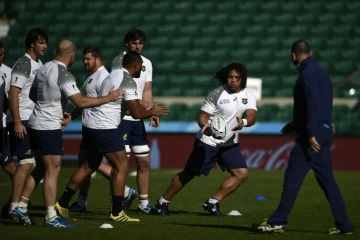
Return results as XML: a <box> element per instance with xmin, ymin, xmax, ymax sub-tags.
<box><xmin>0</xmin><ymin>0</ymin><xmax>359</xmax><ymax>135</ymax></box>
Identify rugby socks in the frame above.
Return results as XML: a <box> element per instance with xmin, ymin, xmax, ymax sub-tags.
<box><xmin>124</xmin><ymin>185</ymin><xmax>130</xmax><ymax>197</ymax></box>
<box><xmin>77</xmin><ymin>193</ymin><xmax>88</xmax><ymax>207</ymax></box>
<box><xmin>208</xmin><ymin>197</ymin><xmax>219</xmax><ymax>204</ymax></box>
<box><xmin>111</xmin><ymin>195</ymin><xmax>124</xmax><ymax>216</ymax></box>
<box><xmin>10</xmin><ymin>202</ymin><xmax>18</xmax><ymax>211</ymax></box>
<box><xmin>18</xmin><ymin>199</ymin><xmax>28</xmax><ymax>213</ymax></box>
<box><xmin>58</xmin><ymin>186</ymin><xmax>76</xmax><ymax>208</ymax></box>
<box><xmin>46</xmin><ymin>206</ymin><xmax>57</xmax><ymax>220</ymax></box>
<box><xmin>139</xmin><ymin>195</ymin><xmax>149</xmax><ymax>208</ymax></box>
<box><xmin>159</xmin><ymin>197</ymin><xmax>170</xmax><ymax>205</ymax></box>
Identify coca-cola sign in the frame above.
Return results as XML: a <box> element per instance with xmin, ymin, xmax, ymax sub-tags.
<box><xmin>63</xmin><ymin>134</ymin><xmax>360</xmax><ymax>171</ymax></box>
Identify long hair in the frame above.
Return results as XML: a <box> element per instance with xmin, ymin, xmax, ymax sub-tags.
<box><xmin>25</xmin><ymin>28</ymin><xmax>48</xmax><ymax>49</ymax></box>
<box><xmin>215</xmin><ymin>63</ymin><xmax>247</xmax><ymax>89</ymax></box>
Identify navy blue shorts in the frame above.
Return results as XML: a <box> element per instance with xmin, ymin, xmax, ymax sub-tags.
<box><xmin>0</xmin><ymin>127</ymin><xmax>14</xmax><ymax>167</ymax></box>
<box><xmin>184</xmin><ymin>138</ymin><xmax>248</xmax><ymax>176</ymax></box>
<box><xmin>28</xmin><ymin>128</ymin><xmax>64</xmax><ymax>156</ymax></box>
<box><xmin>118</xmin><ymin>119</ymin><xmax>147</xmax><ymax>146</ymax></box>
<box><xmin>80</xmin><ymin>126</ymin><xmax>125</xmax><ymax>153</ymax></box>
<box><xmin>7</xmin><ymin>121</ymin><xmax>34</xmax><ymax>160</ymax></box>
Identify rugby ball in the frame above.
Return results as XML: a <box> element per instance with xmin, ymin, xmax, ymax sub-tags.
<box><xmin>210</xmin><ymin>117</ymin><xmax>227</xmax><ymax>139</ymax></box>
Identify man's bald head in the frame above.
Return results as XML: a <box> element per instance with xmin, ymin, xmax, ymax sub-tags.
<box><xmin>291</xmin><ymin>40</ymin><xmax>311</xmax><ymax>55</ymax></box>
<box><xmin>56</xmin><ymin>40</ymin><xmax>76</xmax><ymax>56</ymax></box>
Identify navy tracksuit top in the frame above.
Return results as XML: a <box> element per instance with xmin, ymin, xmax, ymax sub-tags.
<box><xmin>293</xmin><ymin>56</ymin><xmax>333</xmax><ymax>141</ymax></box>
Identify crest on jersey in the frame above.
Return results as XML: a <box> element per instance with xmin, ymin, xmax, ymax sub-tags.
<box><xmin>142</xmin><ymin>66</ymin><xmax>146</xmax><ymax>72</ymax></box>
<box><xmin>242</xmin><ymin>98</ymin><xmax>248</xmax><ymax>104</ymax></box>
<box><xmin>88</xmin><ymin>79</ymin><xmax>93</xmax><ymax>84</ymax></box>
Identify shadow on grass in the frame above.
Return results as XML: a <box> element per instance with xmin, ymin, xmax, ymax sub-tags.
<box><xmin>0</xmin><ymin>219</ymin><xmax>26</xmax><ymax>226</ymax></box>
<box><xmin>171</xmin><ymin>222</ymin><xmax>255</xmax><ymax>233</ymax></box>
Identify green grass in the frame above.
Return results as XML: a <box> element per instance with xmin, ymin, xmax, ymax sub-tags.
<box><xmin>0</xmin><ymin>168</ymin><xmax>359</xmax><ymax>240</ymax></box>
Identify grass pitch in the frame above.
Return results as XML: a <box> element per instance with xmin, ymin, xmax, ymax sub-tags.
<box><xmin>0</xmin><ymin>168</ymin><xmax>358</xmax><ymax>240</ymax></box>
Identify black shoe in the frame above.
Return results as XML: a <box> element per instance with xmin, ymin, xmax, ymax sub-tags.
<box><xmin>155</xmin><ymin>199</ymin><xmax>169</xmax><ymax>216</ymax></box>
<box><xmin>203</xmin><ymin>200</ymin><xmax>224</xmax><ymax>216</ymax></box>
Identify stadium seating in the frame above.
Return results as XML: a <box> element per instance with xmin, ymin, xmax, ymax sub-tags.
<box><xmin>1</xmin><ymin>0</ymin><xmax>359</xmax><ymax>134</ymax></box>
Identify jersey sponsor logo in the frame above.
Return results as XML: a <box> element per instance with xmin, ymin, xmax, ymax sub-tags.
<box><xmin>88</xmin><ymin>78</ymin><xmax>93</xmax><ymax>84</ymax></box>
<box><xmin>242</xmin><ymin>98</ymin><xmax>248</xmax><ymax>104</ymax></box>
<box><xmin>142</xmin><ymin>66</ymin><xmax>146</xmax><ymax>72</ymax></box>
<box><xmin>219</xmin><ymin>99</ymin><xmax>230</xmax><ymax>104</ymax></box>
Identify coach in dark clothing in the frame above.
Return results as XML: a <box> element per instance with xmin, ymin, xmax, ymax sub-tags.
<box><xmin>257</xmin><ymin>40</ymin><xmax>354</xmax><ymax>235</ymax></box>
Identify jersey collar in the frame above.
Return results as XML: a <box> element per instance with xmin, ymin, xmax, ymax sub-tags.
<box><xmin>53</xmin><ymin>59</ymin><xmax>67</xmax><ymax>68</ymax></box>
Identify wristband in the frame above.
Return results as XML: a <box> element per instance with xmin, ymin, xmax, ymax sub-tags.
<box><xmin>242</xmin><ymin>119</ymin><xmax>248</xmax><ymax>127</ymax></box>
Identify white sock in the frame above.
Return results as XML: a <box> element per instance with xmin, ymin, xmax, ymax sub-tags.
<box><xmin>10</xmin><ymin>202</ymin><xmax>19</xmax><ymax>211</ymax></box>
<box><xmin>139</xmin><ymin>198</ymin><xmax>149</xmax><ymax>208</ymax></box>
<box><xmin>159</xmin><ymin>197</ymin><xmax>170</xmax><ymax>205</ymax></box>
<box><xmin>208</xmin><ymin>198</ymin><xmax>219</xmax><ymax>204</ymax></box>
<box><xmin>77</xmin><ymin>193</ymin><xmax>87</xmax><ymax>207</ymax></box>
<box><xmin>46</xmin><ymin>206</ymin><xmax>57</xmax><ymax>220</ymax></box>
<box><xmin>124</xmin><ymin>185</ymin><xmax>130</xmax><ymax>197</ymax></box>
<box><xmin>18</xmin><ymin>201</ymin><xmax>28</xmax><ymax>213</ymax></box>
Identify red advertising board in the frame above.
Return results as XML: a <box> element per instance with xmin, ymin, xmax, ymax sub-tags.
<box><xmin>63</xmin><ymin>134</ymin><xmax>360</xmax><ymax>171</ymax></box>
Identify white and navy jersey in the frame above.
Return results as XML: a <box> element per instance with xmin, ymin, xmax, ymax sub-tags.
<box><xmin>111</xmin><ymin>51</ymin><xmax>152</xmax><ymax>121</ymax></box>
<box><xmin>83</xmin><ymin>68</ymin><xmax>139</xmax><ymax>129</ymax></box>
<box><xmin>197</xmin><ymin>85</ymin><xmax>257</xmax><ymax>147</ymax></box>
<box><xmin>0</xmin><ymin>70</ymin><xmax>5</xmax><ymax>128</ymax></box>
<box><xmin>0</xmin><ymin>64</ymin><xmax>11</xmax><ymax>127</ymax></box>
<box><xmin>6</xmin><ymin>53</ymin><xmax>42</xmax><ymax>123</ymax></box>
<box><xmin>81</xmin><ymin>66</ymin><xmax>109</xmax><ymax>124</ymax></box>
<box><xmin>28</xmin><ymin>60</ymin><xmax>80</xmax><ymax>130</ymax></box>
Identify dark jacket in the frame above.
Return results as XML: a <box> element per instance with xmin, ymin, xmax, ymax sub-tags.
<box><xmin>293</xmin><ymin>56</ymin><xmax>332</xmax><ymax>140</ymax></box>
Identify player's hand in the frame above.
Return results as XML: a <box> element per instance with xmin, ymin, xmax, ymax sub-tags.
<box><xmin>14</xmin><ymin>122</ymin><xmax>27</xmax><ymax>139</ymax></box>
<box><xmin>232</xmin><ymin>116</ymin><xmax>244</xmax><ymax>131</ymax></box>
<box><xmin>61</xmin><ymin>112</ymin><xmax>72</xmax><ymax>131</ymax></box>
<box><xmin>308</xmin><ymin>137</ymin><xmax>320</xmax><ymax>152</ymax></box>
<box><xmin>149</xmin><ymin>116</ymin><xmax>160</xmax><ymax>127</ymax></box>
<box><xmin>281</xmin><ymin>121</ymin><xmax>296</xmax><ymax>134</ymax></box>
<box><xmin>152</xmin><ymin>105</ymin><xmax>170</xmax><ymax>117</ymax></box>
<box><xmin>201</xmin><ymin>124</ymin><xmax>211</xmax><ymax>136</ymax></box>
<box><xmin>107</xmin><ymin>86</ymin><xmax>125</xmax><ymax>102</ymax></box>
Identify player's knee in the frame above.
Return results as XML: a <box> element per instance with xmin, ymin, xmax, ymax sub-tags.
<box><xmin>132</xmin><ymin>145</ymin><xmax>150</xmax><ymax>157</ymax></box>
<box><xmin>231</xmin><ymin>168</ymin><xmax>249</xmax><ymax>183</ymax></box>
<box><xmin>178</xmin><ymin>170</ymin><xmax>196</xmax><ymax>184</ymax></box>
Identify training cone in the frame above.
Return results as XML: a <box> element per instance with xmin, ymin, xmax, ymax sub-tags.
<box><xmin>99</xmin><ymin>223</ymin><xmax>113</xmax><ymax>229</ymax></box>
<box><xmin>255</xmin><ymin>195</ymin><xmax>266</xmax><ymax>200</ymax></box>
<box><xmin>228</xmin><ymin>210</ymin><xmax>241</xmax><ymax>216</ymax></box>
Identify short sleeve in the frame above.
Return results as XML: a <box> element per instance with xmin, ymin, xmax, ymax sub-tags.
<box><xmin>10</xmin><ymin>56</ymin><xmax>31</xmax><ymax>89</ymax></box>
<box><xmin>145</xmin><ymin>60</ymin><xmax>153</xmax><ymax>82</ymax></box>
<box><xmin>245</xmin><ymin>89</ymin><xmax>257</xmax><ymax>111</ymax></box>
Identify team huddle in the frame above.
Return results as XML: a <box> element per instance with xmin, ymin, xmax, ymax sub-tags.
<box><xmin>0</xmin><ymin>28</ymin><xmax>354</xmax><ymax>235</ymax></box>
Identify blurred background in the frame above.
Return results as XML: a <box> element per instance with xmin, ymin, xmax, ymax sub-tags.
<box><xmin>0</xmin><ymin>0</ymin><xmax>359</xmax><ymax>136</ymax></box>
